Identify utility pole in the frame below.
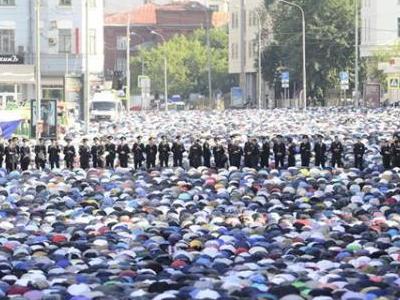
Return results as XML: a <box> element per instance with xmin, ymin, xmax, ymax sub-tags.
<box><xmin>84</xmin><ymin>0</ymin><xmax>90</xmax><ymax>134</ymax></box>
<box><xmin>355</xmin><ymin>0</ymin><xmax>360</xmax><ymax>107</ymax></box>
<box><xmin>205</xmin><ymin>8</ymin><xmax>212</xmax><ymax>109</ymax></box>
<box><xmin>35</xmin><ymin>0</ymin><xmax>41</xmax><ymax>140</ymax></box>
<box><xmin>151</xmin><ymin>31</ymin><xmax>168</xmax><ymax>111</ymax></box>
<box><xmin>126</xmin><ymin>14</ymin><xmax>131</xmax><ymax>110</ymax></box>
<box><xmin>255</xmin><ymin>10</ymin><xmax>262</xmax><ymax>110</ymax></box>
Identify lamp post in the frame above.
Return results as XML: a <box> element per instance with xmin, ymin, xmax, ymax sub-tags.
<box><xmin>355</xmin><ymin>0</ymin><xmax>360</xmax><ymax>106</ymax></box>
<box><xmin>126</xmin><ymin>14</ymin><xmax>131</xmax><ymax>111</ymax></box>
<box><xmin>255</xmin><ymin>10</ymin><xmax>263</xmax><ymax>110</ymax></box>
<box><xmin>278</xmin><ymin>0</ymin><xmax>307</xmax><ymax>110</ymax></box>
<box><xmin>151</xmin><ymin>30</ymin><xmax>168</xmax><ymax>112</ymax></box>
<box><xmin>35</xmin><ymin>0</ymin><xmax>41</xmax><ymax>140</ymax></box>
<box><xmin>84</xmin><ymin>0</ymin><xmax>90</xmax><ymax>134</ymax></box>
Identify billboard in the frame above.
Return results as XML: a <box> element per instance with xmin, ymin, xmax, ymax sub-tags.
<box><xmin>30</xmin><ymin>99</ymin><xmax>58</xmax><ymax>139</ymax></box>
<box><xmin>231</xmin><ymin>87</ymin><xmax>243</xmax><ymax>107</ymax></box>
<box><xmin>363</xmin><ymin>83</ymin><xmax>381</xmax><ymax>108</ymax></box>
<box><xmin>64</xmin><ymin>75</ymin><xmax>83</xmax><ymax>120</ymax></box>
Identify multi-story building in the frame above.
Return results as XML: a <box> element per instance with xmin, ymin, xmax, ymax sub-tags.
<box><xmin>361</xmin><ymin>0</ymin><xmax>400</xmax><ymax>57</ymax></box>
<box><xmin>228</xmin><ymin>0</ymin><xmax>266</xmax><ymax>107</ymax></box>
<box><xmin>0</xmin><ymin>0</ymin><xmax>104</xmax><ymax>103</ymax></box>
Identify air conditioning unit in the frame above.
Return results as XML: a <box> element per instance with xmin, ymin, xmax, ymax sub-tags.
<box><xmin>48</xmin><ymin>38</ymin><xmax>57</xmax><ymax>47</ymax></box>
<box><xmin>50</xmin><ymin>21</ymin><xmax>58</xmax><ymax>30</ymax></box>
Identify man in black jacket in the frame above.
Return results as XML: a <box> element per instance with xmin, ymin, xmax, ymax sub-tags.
<box><xmin>63</xmin><ymin>138</ymin><xmax>75</xmax><ymax>169</ymax></box>
<box><xmin>79</xmin><ymin>138</ymin><xmax>91</xmax><ymax>169</ymax></box>
<box><xmin>330</xmin><ymin>135</ymin><xmax>344</xmax><ymax>168</ymax></box>
<box><xmin>20</xmin><ymin>138</ymin><xmax>31</xmax><ymax>171</ymax></box>
<box><xmin>48</xmin><ymin>139</ymin><xmax>61</xmax><ymax>169</ymax></box>
<box><xmin>203</xmin><ymin>138</ymin><xmax>211</xmax><ymax>168</ymax></box>
<box><xmin>213</xmin><ymin>138</ymin><xmax>226</xmax><ymax>169</ymax></box>
<box><xmin>145</xmin><ymin>137</ymin><xmax>157</xmax><ymax>169</ymax></box>
<box><xmin>172</xmin><ymin>136</ymin><xmax>185</xmax><ymax>167</ymax></box>
<box><xmin>380</xmin><ymin>139</ymin><xmax>391</xmax><ymax>170</ymax></box>
<box><xmin>260</xmin><ymin>137</ymin><xmax>270</xmax><ymax>169</ymax></box>
<box><xmin>132</xmin><ymin>136</ymin><xmax>145</xmax><ymax>170</ymax></box>
<box><xmin>34</xmin><ymin>138</ymin><xmax>47</xmax><ymax>170</ymax></box>
<box><xmin>117</xmin><ymin>137</ymin><xmax>130</xmax><ymax>168</ymax></box>
<box><xmin>314</xmin><ymin>135</ymin><xmax>327</xmax><ymax>168</ymax></box>
<box><xmin>91</xmin><ymin>137</ymin><xmax>104</xmax><ymax>168</ymax></box>
<box><xmin>228</xmin><ymin>139</ymin><xmax>243</xmax><ymax>168</ymax></box>
<box><xmin>273</xmin><ymin>135</ymin><xmax>286</xmax><ymax>169</ymax></box>
<box><xmin>353</xmin><ymin>137</ymin><xmax>366</xmax><ymax>169</ymax></box>
<box><xmin>300</xmin><ymin>135</ymin><xmax>311</xmax><ymax>167</ymax></box>
<box><xmin>189</xmin><ymin>139</ymin><xmax>203</xmax><ymax>168</ymax></box>
<box><xmin>5</xmin><ymin>137</ymin><xmax>19</xmax><ymax>172</ymax></box>
<box><xmin>158</xmin><ymin>136</ymin><xmax>171</xmax><ymax>168</ymax></box>
<box><xmin>105</xmin><ymin>136</ymin><xmax>116</xmax><ymax>168</ymax></box>
<box><xmin>0</xmin><ymin>137</ymin><xmax>4</xmax><ymax>169</ymax></box>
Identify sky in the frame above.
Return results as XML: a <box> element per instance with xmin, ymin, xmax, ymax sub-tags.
<box><xmin>104</xmin><ymin>0</ymin><xmax>171</xmax><ymax>13</ymax></box>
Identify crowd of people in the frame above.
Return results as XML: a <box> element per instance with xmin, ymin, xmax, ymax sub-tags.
<box><xmin>0</xmin><ymin>108</ymin><xmax>399</xmax><ymax>299</ymax></box>
<box><xmin>1</xmin><ymin>133</ymin><xmax>400</xmax><ymax>172</ymax></box>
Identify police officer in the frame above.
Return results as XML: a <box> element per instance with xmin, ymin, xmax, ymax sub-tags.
<box><xmin>145</xmin><ymin>137</ymin><xmax>157</xmax><ymax>169</ymax></box>
<box><xmin>330</xmin><ymin>135</ymin><xmax>344</xmax><ymax>168</ymax></box>
<box><xmin>260</xmin><ymin>136</ymin><xmax>271</xmax><ymax>169</ymax></box>
<box><xmin>5</xmin><ymin>137</ymin><xmax>19</xmax><ymax>172</ymax></box>
<box><xmin>132</xmin><ymin>136</ymin><xmax>145</xmax><ymax>170</ymax></box>
<box><xmin>79</xmin><ymin>138</ymin><xmax>91</xmax><ymax>169</ymax></box>
<box><xmin>20</xmin><ymin>138</ymin><xmax>31</xmax><ymax>171</ymax></box>
<box><xmin>380</xmin><ymin>139</ymin><xmax>392</xmax><ymax>170</ymax></box>
<box><xmin>158</xmin><ymin>136</ymin><xmax>171</xmax><ymax>168</ymax></box>
<box><xmin>203</xmin><ymin>138</ymin><xmax>211</xmax><ymax>168</ymax></box>
<box><xmin>213</xmin><ymin>138</ymin><xmax>226</xmax><ymax>169</ymax></box>
<box><xmin>91</xmin><ymin>137</ymin><xmax>105</xmax><ymax>168</ymax></box>
<box><xmin>189</xmin><ymin>139</ymin><xmax>203</xmax><ymax>168</ymax></box>
<box><xmin>244</xmin><ymin>137</ymin><xmax>259</xmax><ymax>168</ymax></box>
<box><xmin>287</xmin><ymin>137</ymin><xmax>297</xmax><ymax>167</ymax></box>
<box><xmin>117</xmin><ymin>137</ymin><xmax>130</xmax><ymax>168</ymax></box>
<box><xmin>228</xmin><ymin>139</ymin><xmax>243</xmax><ymax>168</ymax></box>
<box><xmin>273</xmin><ymin>135</ymin><xmax>286</xmax><ymax>169</ymax></box>
<box><xmin>300</xmin><ymin>135</ymin><xmax>311</xmax><ymax>167</ymax></box>
<box><xmin>48</xmin><ymin>139</ymin><xmax>61</xmax><ymax>169</ymax></box>
<box><xmin>63</xmin><ymin>138</ymin><xmax>75</xmax><ymax>169</ymax></box>
<box><xmin>34</xmin><ymin>138</ymin><xmax>47</xmax><ymax>170</ymax></box>
<box><xmin>105</xmin><ymin>136</ymin><xmax>116</xmax><ymax>168</ymax></box>
<box><xmin>314</xmin><ymin>134</ymin><xmax>327</xmax><ymax>168</ymax></box>
<box><xmin>392</xmin><ymin>139</ymin><xmax>400</xmax><ymax>168</ymax></box>
<box><xmin>172</xmin><ymin>136</ymin><xmax>185</xmax><ymax>167</ymax></box>
<box><xmin>353</xmin><ymin>137</ymin><xmax>366</xmax><ymax>169</ymax></box>
<box><xmin>0</xmin><ymin>137</ymin><xmax>4</xmax><ymax>169</ymax></box>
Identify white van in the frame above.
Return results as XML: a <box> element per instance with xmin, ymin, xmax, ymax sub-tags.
<box><xmin>90</xmin><ymin>91</ymin><xmax>124</xmax><ymax>122</ymax></box>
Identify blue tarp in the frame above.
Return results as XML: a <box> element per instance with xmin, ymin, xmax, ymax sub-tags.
<box><xmin>0</xmin><ymin>113</ymin><xmax>22</xmax><ymax>139</ymax></box>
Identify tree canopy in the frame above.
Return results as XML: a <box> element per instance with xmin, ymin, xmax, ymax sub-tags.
<box><xmin>262</xmin><ymin>0</ymin><xmax>359</xmax><ymax>101</ymax></box>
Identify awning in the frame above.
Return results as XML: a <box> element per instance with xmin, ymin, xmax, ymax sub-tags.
<box><xmin>42</xmin><ymin>77</ymin><xmax>64</xmax><ymax>86</ymax></box>
<box><xmin>0</xmin><ymin>64</ymin><xmax>35</xmax><ymax>84</ymax></box>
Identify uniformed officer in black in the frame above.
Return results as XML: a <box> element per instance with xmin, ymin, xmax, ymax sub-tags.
<box><xmin>392</xmin><ymin>139</ymin><xmax>400</xmax><ymax>168</ymax></box>
<box><xmin>314</xmin><ymin>134</ymin><xmax>327</xmax><ymax>168</ymax></box>
<box><xmin>132</xmin><ymin>136</ymin><xmax>145</xmax><ymax>169</ymax></box>
<box><xmin>172</xmin><ymin>136</ymin><xmax>185</xmax><ymax>167</ymax></box>
<box><xmin>5</xmin><ymin>137</ymin><xmax>19</xmax><ymax>172</ymax></box>
<box><xmin>353</xmin><ymin>137</ymin><xmax>366</xmax><ymax>169</ymax></box>
<box><xmin>213</xmin><ymin>138</ymin><xmax>226</xmax><ymax>169</ymax></box>
<box><xmin>145</xmin><ymin>137</ymin><xmax>157</xmax><ymax>169</ymax></box>
<box><xmin>287</xmin><ymin>137</ymin><xmax>296</xmax><ymax>167</ymax></box>
<box><xmin>228</xmin><ymin>139</ymin><xmax>243</xmax><ymax>168</ymax></box>
<box><xmin>48</xmin><ymin>139</ymin><xmax>61</xmax><ymax>169</ymax></box>
<box><xmin>0</xmin><ymin>138</ymin><xmax>5</xmax><ymax>169</ymax></box>
<box><xmin>273</xmin><ymin>135</ymin><xmax>286</xmax><ymax>169</ymax></box>
<box><xmin>34</xmin><ymin>138</ymin><xmax>47</xmax><ymax>170</ymax></box>
<box><xmin>79</xmin><ymin>138</ymin><xmax>91</xmax><ymax>169</ymax></box>
<box><xmin>380</xmin><ymin>139</ymin><xmax>392</xmax><ymax>170</ymax></box>
<box><xmin>63</xmin><ymin>138</ymin><xmax>75</xmax><ymax>169</ymax></box>
<box><xmin>91</xmin><ymin>137</ymin><xmax>105</xmax><ymax>168</ymax></box>
<box><xmin>20</xmin><ymin>138</ymin><xmax>31</xmax><ymax>171</ymax></box>
<box><xmin>260</xmin><ymin>137</ymin><xmax>271</xmax><ymax>169</ymax></box>
<box><xmin>117</xmin><ymin>137</ymin><xmax>130</xmax><ymax>168</ymax></box>
<box><xmin>158</xmin><ymin>136</ymin><xmax>171</xmax><ymax>168</ymax></box>
<box><xmin>244</xmin><ymin>137</ymin><xmax>255</xmax><ymax>168</ymax></box>
<box><xmin>203</xmin><ymin>138</ymin><xmax>211</xmax><ymax>168</ymax></box>
<box><xmin>330</xmin><ymin>135</ymin><xmax>344</xmax><ymax>168</ymax></box>
<box><xmin>105</xmin><ymin>136</ymin><xmax>116</xmax><ymax>168</ymax></box>
<box><xmin>300</xmin><ymin>135</ymin><xmax>311</xmax><ymax>167</ymax></box>
<box><xmin>189</xmin><ymin>139</ymin><xmax>203</xmax><ymax>168</ymax></box>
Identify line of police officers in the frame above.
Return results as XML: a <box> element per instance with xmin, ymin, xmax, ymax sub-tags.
<box><xmin>1</xmin><ymin>134</ymin><xmax>400</xmax><ymax>172</ymax></box>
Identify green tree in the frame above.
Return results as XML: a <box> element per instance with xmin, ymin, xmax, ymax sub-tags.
<box><xmin>263</xmin><ymin>0</ymin><xmax>362</xmax><ymax>102</ymax></box>
<box><xmin>131</xmin><ymin>27</ymin><xmax>236</xmax><ymax>100</ymax></box>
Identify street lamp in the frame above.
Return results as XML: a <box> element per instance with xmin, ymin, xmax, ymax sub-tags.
<box><xmin>254</xmin><ymin>10</ymin><xmax>263</xmax><ymax>111</ymax></box>
<box><xmin>277</xmin><ymin>0</ymin><xmax>307</xmax><ymax>110</ymax></box>
<box><xmin>126</xmin><ymin>14</ymin><xmax>131</xmax><ymax>111</ymax></box>
<box><xmin>151</xmin><ymin>30</ymin><xmax>168</xmax><ymax>112</ymax></box>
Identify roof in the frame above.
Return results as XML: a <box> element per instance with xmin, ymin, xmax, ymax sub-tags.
<box><xmin>212</xmin><ymin>11</ymin><xmax>229</xmax><ymax>27</ymax></box>
<box><xmin>104</xmin><ymin>3</ymin><xmax>157</xmax><ymax>25</ymax></box>
<box><xmin>0</xmin><ymin>65</ymin><xmax>35</xmax><ymax>84</ymax></box>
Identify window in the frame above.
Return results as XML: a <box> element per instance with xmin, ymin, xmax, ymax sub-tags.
<box><xmin>116</xmin><ymin>36</ymin><xmax>127</xmax><ymax>50</ymax></box>
<box><xmin>89</xmin><ymin>29</ymin><xmax>96</xmax><ymax>55</ymax></box>
<box><xmin>59</xmin><ymin>0</ymin><xmax>71</xmax><ymax>6</ymax></box>
<box><xmin>209</xmin><ymin>4</ymin><xmax>219</xmax><ymax>11</ymax></box>
<box><xmin>0</xmin><ymin>29</ymin><xmax>15</xmax><ymax>54</ymax></box>
<box><xmin>398</xmin><ymin>17</ymin><xmax>400</xmax><ymax>37</ymax></box>
<box><xmin>0</xmin><ymin>0</ymin><xmax>15</xmax><ymax>6</ymax></box>
<box><xmin>231</xmin><ymin>12</ymin><xmax>239</xmax><ymax>29</ymax></box>
<box><xmin>116</xmin><ymin>57</ymin><xmax>126</xmax><ymax>73</ymax></box>
<box><xmin>59</xmin><ymin>29</ymin><xmax>72</xmax><ymax>53</ymax></box>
